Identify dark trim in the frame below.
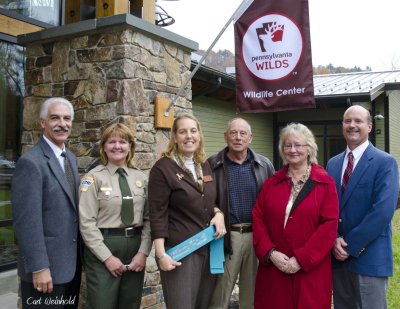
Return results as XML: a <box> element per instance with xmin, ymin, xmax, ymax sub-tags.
<box><xmin>291</xmin><ymin>179</ymin><xmax>316</xmax><ymax>214</ymax></box>
<box><xmin>371</xmin><ymin>100</ymin><xmax>376</xmax><ymax>146</ymax></box>
<box><xmin>0</xmin><ymin>8</ymin><xmax>53</xmax><ymax>28</ymax></box>
<box><xmin>384</xmin><ymin>95</ymin><xmax>389</xmax><ymax>152</ymax></box>
<box><xmin>0</xmin><ymin>33</ymin><xmax>17</xmax><ymax>43</ymax></box>
<box><xmin>0</xmin><ymin>219</ymin><xmax>13</xmax><ymax>228</ymax></box>
<box><xmin>193</xmin><ymin>77</ymin><xmax>222</xmax><ymax>98</ymax></box>
<box><xmin>272</xmin><ymin>112</ymin><xmax>279</xmax><ymax>169</ymax></box>
<box><xmin>0</xmin><ymin>262</ymin><xmax>17</xmax><ymax>273</ymax></box>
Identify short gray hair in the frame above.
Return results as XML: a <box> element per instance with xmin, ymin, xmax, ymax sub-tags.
<box><xmin>225</xmin><ymin>117</ymin><xmax>252</xmax><ymax>134</ymax></box>
<box><xmin>39</xmin><ymin>97</ymin><xmax>74</xmax><ymax>120</ymax></box>
<box><xmin>278</xmin><ymin>122</ymin><xmax>318</xmax><ymax>164</ymax></box>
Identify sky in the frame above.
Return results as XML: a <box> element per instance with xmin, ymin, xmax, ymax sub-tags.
<box><xmin>158</xmin><ymin>0</ymin><xmax>400</xmax><ymax>71</ymax></box>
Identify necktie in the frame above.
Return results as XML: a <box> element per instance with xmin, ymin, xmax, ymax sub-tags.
<box><xmin>341</xmin><ymin>152</ymin><xmax>354</xmax><ymax>194</ymax></box>
<box><xmin>61</xmin><ymin>152</ymin><xmax>75</xmax><ymax>197</ymax></box>
<box><xmin>117</xmin><ymin>168</ymin><xmax>134</xmax><ymax>226</ymax></box>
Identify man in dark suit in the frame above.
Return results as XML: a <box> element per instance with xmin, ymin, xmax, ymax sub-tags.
<box><xmin>12</xmin><ymin>97</ymin><xmax>81</xmax><ymax>308</ymax></box>
<box><xmin>326</xmin><ymin>105</ymin><xmax>399</xmax><ymax>309</ymax></box>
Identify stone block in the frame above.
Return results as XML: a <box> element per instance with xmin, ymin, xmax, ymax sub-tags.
<box><xmin>25</xmin><ymin>69</ymin><xmax>44</xmax><ymax>85</ymax></box>
<box><xmin>105</xmin><ymin>59</ymin><xmax>137</xmax><ymax>79</ymax></box>
<box><xmin>106</xmin><ymin>80</ymin><xmax>121</xmax><ymax>103</ymax></box>
<box><xmin>76</xmin><ymin>47</ymin><xmax>112</xmax><ymax>63</ymax></box>
<box><xmin>52</xmin><ymin>41</ymin><xmax>70</xmax><ymax>83</ymax></box>
<box><xmin>22</xmin><ymin>97</ymin><xmax>42</xmax><ymax>130</ymax></box>
<box><xmin>32</xmin><ymin>84</ymin><xmax>52</xmax><ymax>97</ymax></box>
<box><xmin>86</xmin><ymin>102</ymin><xmax>117</xmax><ymax>121</ymax></box>
<box><xmin>36</xmin><ymin>56</ymin><xmax>52</xmax><ymax>67</ymax></box>
<box><xmin>134</xmin><ymin>153</ymin><xmax>154</xmax><ymax>170</ymax></box>
<box><xmin>140</xmin><ymin>294</ymin><xmax>157</xmax><ymax>308</ymax></box>
<box><xmin>136</xmin><ymin>132</ymin><xmax>155</xmax><ymax>144</ymax></box>
<box><xmin>117</xmin><ymin>79</ymin><xmax>148</xmax><ymax>116</ymax></box>
<box><xmin>71</xmin><ymin>36</ymin><xmax>88</xmax><ymax>49</ymax></box>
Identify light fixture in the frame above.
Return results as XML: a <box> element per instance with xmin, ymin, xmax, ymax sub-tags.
<box><xmin>374</xmin><ymin>113</ymin><xmax>384</xmax><ymax>120</ymax></box>
<box><xmin>155</xmin><ymin>0</ymin><xmax>178</xmax><ymax>27</ymax></box>
<box><xmin>155</xmin><ymin>4</ymin><xmax>175</xmax><ymax>26</ymax></box>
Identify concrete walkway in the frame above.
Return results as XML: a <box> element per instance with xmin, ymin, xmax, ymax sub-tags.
<box><xmin>0</xmin><ymin>269</ymin><xmax>18</xmax><ymax>309</ymax></box>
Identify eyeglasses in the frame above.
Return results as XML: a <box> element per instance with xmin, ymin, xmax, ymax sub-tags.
<box><xmin>228</xmin><ymin>130</ymin><xmax>249</xmax><ymax>138</ymax></box>
<box><xmin>283</xmin><ymin>144</ymin><xmax>308</xmax><ymax>151</ymax></box>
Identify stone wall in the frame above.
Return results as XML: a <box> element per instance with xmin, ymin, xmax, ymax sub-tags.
<box><xmin>20</xmin><ymin>18</ymin><xmax>197</xmax><ymax>309</ymax></box>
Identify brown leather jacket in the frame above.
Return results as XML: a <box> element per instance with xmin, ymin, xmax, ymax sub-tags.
<box><xmin>207</xmin><ymin>147</ymin><xmax>274</xmax><ymax>254</ymax></box>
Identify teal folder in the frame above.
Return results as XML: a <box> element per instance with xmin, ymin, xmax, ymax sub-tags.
<box><xmin>166</xmin><ymin>226</ymin><xmax>225</xmax><ymax>274</ymax></box>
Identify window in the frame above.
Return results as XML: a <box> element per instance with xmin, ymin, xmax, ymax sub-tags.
<box><xmin>0</xmin><ymin>40</ymin><xmax>24</xmax><ymax>271</ymax></box>
<box><xmin>0</xmin><ymin>0</ymin><xmax>61</xmax><ymax>26</ymax></box>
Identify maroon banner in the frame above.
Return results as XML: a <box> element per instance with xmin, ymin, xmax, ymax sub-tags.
<box><xmin>234</xmin><ymin>0</ymin><xmax>315</xmax><ymax>113</ymax></box>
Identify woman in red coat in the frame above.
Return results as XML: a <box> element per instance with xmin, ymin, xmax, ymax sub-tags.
<box><xmin>253</xmin><ymin>123</ymin><xmax>339</xmax><ymax>309</ymax></box>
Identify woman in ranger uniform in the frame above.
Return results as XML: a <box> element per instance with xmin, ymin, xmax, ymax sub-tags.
<box><xmin>79</xmin><ymin>123</ymin><xmax>151</xmax><ymax>309</ymax></box>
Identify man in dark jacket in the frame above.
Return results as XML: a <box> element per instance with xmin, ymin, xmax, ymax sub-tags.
<box><xmin>208</xmin><ymin>118</ymin><xmax>274</xmax><ymax>309</ymax></box>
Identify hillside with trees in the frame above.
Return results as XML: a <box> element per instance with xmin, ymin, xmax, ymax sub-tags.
<box><xmin>197</xmin><ymin>49</ymin><xmax>372</xmax><ymax>75</ymax></box>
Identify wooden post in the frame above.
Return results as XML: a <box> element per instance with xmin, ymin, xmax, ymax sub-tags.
<box><xmin>96</xmin><ymin>0</ymin><xmax>129</xmax><ymax>18</ymax></box>
<box><xmin>65</xmin><ymin>0</ymin><xmax>81</xmax><ymax>24</ymax></box>
<box><xmin>142</xmin><ymin>0</ymin><xmax>155</xmax><ymax>24</ymax></box>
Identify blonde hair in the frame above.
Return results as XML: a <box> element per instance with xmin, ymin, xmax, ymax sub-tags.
<box><xmin>99</xmin><ymin>123</ymin><xmax>136</xmax><ymax>168</ymax></box>
<box><xmin>278</xmin><ymin>123</ymin><xmax>318</xmax><ymax>164</ymax></box>
<box><xmin>162</xmin><ymin>113</ymin><xmax>206</xmax><ymax>163</ymax></box>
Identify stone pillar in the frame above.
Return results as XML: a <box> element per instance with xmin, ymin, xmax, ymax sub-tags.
<box><xmin>18</xmin><ymin>14</ymin><xmax>198</xmax><ymax>308</ymax></box>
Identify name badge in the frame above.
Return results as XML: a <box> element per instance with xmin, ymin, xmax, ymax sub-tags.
<box><xmin>100</xmin><ymin>187</ymin><xmax>112</xmax><ymax>196</ymax></box>
<box><xmin>203</xmin><ymin>175</ymin><xmax>213</xmax><ymax>182</ymax></box>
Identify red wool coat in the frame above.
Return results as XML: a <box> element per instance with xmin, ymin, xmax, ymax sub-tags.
<box><xmin>253</xmin><ymin>164</ymin><xmax>339</xmax><ymax>309</ymax></box>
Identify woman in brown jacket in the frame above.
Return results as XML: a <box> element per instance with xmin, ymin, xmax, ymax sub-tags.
<box><xmin>148</xmin><ymin>113</ymin><xmax>226</xmax><ymax>309</ymax></box>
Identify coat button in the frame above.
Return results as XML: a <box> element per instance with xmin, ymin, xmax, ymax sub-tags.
<box><xmin>339</xmin><ymin>218</ymin><xmax>342</xmax><ymax>223</ymax></box>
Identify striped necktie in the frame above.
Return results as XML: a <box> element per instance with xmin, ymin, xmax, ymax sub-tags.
<box><xmin>341</xmin><ymin>152</ymin><xmax>354</xmax><ymax>194</ymax></box>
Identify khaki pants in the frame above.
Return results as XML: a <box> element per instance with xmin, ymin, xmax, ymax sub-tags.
<box><xmin>209</xmin><ymin>231</ymin><xmax>257</xmax><ymax>309</ymax></box>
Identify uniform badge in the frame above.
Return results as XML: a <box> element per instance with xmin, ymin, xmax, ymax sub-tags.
<box><xmin>100</xmin><ymin>187</ymin><xmax>113</xmax><ymax>196</ymax></box>
<box><xmin>80</xmin><ymin>176</ymin><xmax>95</xmax><ymax>192</ymax></box>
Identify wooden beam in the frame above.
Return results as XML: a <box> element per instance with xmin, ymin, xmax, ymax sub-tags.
<box><xmin>65</xmin><ymin>0</ymin><xmax>81</xmax><ymax>24</ymax></box>
<box><xmin>0</xmin><ymin>14</ymin><xmax>43</xmax><ymax>36</ymax></box>
<box><xmin>142</xmin><ymin>0</ymin><xmax>155</xmax><ymax>24</ymax></box>
<box><xmin>96</xmin><ymin>0</ymin><xmax>129</xmax><ymax>18</ymax></box>
<box><xmin>154</xmin><ymin>97</ymin><xmax>174</xmax><ymax>129</ymax></box>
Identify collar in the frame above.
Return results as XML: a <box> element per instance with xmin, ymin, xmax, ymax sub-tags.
<box><xmin>106</xmin><ymin>162</ymin><xmax>128</xmax><ymax>175</ymax></box>
<box><xmin>43</xmin><ymin>135</ymin><xmax>65</xmax><ymax>158</ymax></box>
<box><xmin>346</xmin><ymin>140</ymin><xmax>369</xmax><ymax>161</ymax></box>
<box><xmin>224</xmin><ymin>149</ymin><xmax>253</xmax><ymax>165</ymax></box>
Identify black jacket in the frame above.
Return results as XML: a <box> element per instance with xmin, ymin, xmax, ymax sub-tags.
<box><xmin>207</xmin><ymin>147</ymin><xmax>274</xmax><ymax>254</ymax></box>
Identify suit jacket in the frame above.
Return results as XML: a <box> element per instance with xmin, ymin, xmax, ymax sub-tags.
<box><xmin>326</xmin><ymin>143</ymin><xmax>399</xmax><ymax>277</ymax></box>
<box><xmin>12</xmin><ymin>136</ymin><xmax>80</xmax><ymax>284</ymax></box>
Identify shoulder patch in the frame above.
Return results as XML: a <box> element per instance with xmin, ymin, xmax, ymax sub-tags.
<box><xmin>80</xmin><ymin>176</ymin><xmax>95</xmax><ymax>192</ymax></box>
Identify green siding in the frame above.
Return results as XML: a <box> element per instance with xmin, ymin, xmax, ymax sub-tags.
<box><xmin>389</xmin><ymin>90</ymin><xmax>400</xmax><ymax>163</ymax></box>
<box><xmin>374</xmin><ymin>96</ymin><xmax>385</xmax><ymax>151</ymax></box>
<box><xmin>192</xmin><ymin>96</ymin><xmax>273</xmax><ymax>159</ymax></box>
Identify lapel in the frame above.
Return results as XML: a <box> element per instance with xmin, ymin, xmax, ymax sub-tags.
<box><xmin>39</xmin><ymin>137</ymin><xmax>77</xmax><ymax>212</ymax></box>
<box><xmin>330</xmin><ymin>151</ymin><xmax>346</xmax><ymax>205</ymax></box>
<box><xmin>340</xmin><ymin>144</ymin><xmax>373</xmax><ymax>208</ymax></box>
<box><xmin>174</xmin><ymin>162</ymin><xmax>202</xmax><ymax>193</ymax></box>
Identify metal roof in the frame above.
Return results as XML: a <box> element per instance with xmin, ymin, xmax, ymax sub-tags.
<box><xmin>313</xmin><ymin>70</ymin><xmax>400</xmax><ymax>101</ymax></box>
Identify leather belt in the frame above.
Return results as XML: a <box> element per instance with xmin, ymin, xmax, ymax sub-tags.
<box><xmin>100</xmin><ymin>226</ymin><xmax>142</xmax><ymax>237</ymax></box>
<box><xmin>231</xmin><ymin>224</ymin><xmax>252</xmax><ymax>234</ymax></box>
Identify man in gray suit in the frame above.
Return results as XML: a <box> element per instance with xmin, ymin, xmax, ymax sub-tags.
<box><xmin>12</xmin><ymin>97</ymin><xmax>81</xmax><ymax>308</ymax></box>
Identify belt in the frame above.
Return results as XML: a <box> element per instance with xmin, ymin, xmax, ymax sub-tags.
<box><xmin>231</xmin><ymin>224</ymin><xmax>252</xmax><ymax>233</ymax></box>
<box><xmin>100</xmin><ymin>226</ymin><xmax>142</xmax><ymax>237</ymax></box>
